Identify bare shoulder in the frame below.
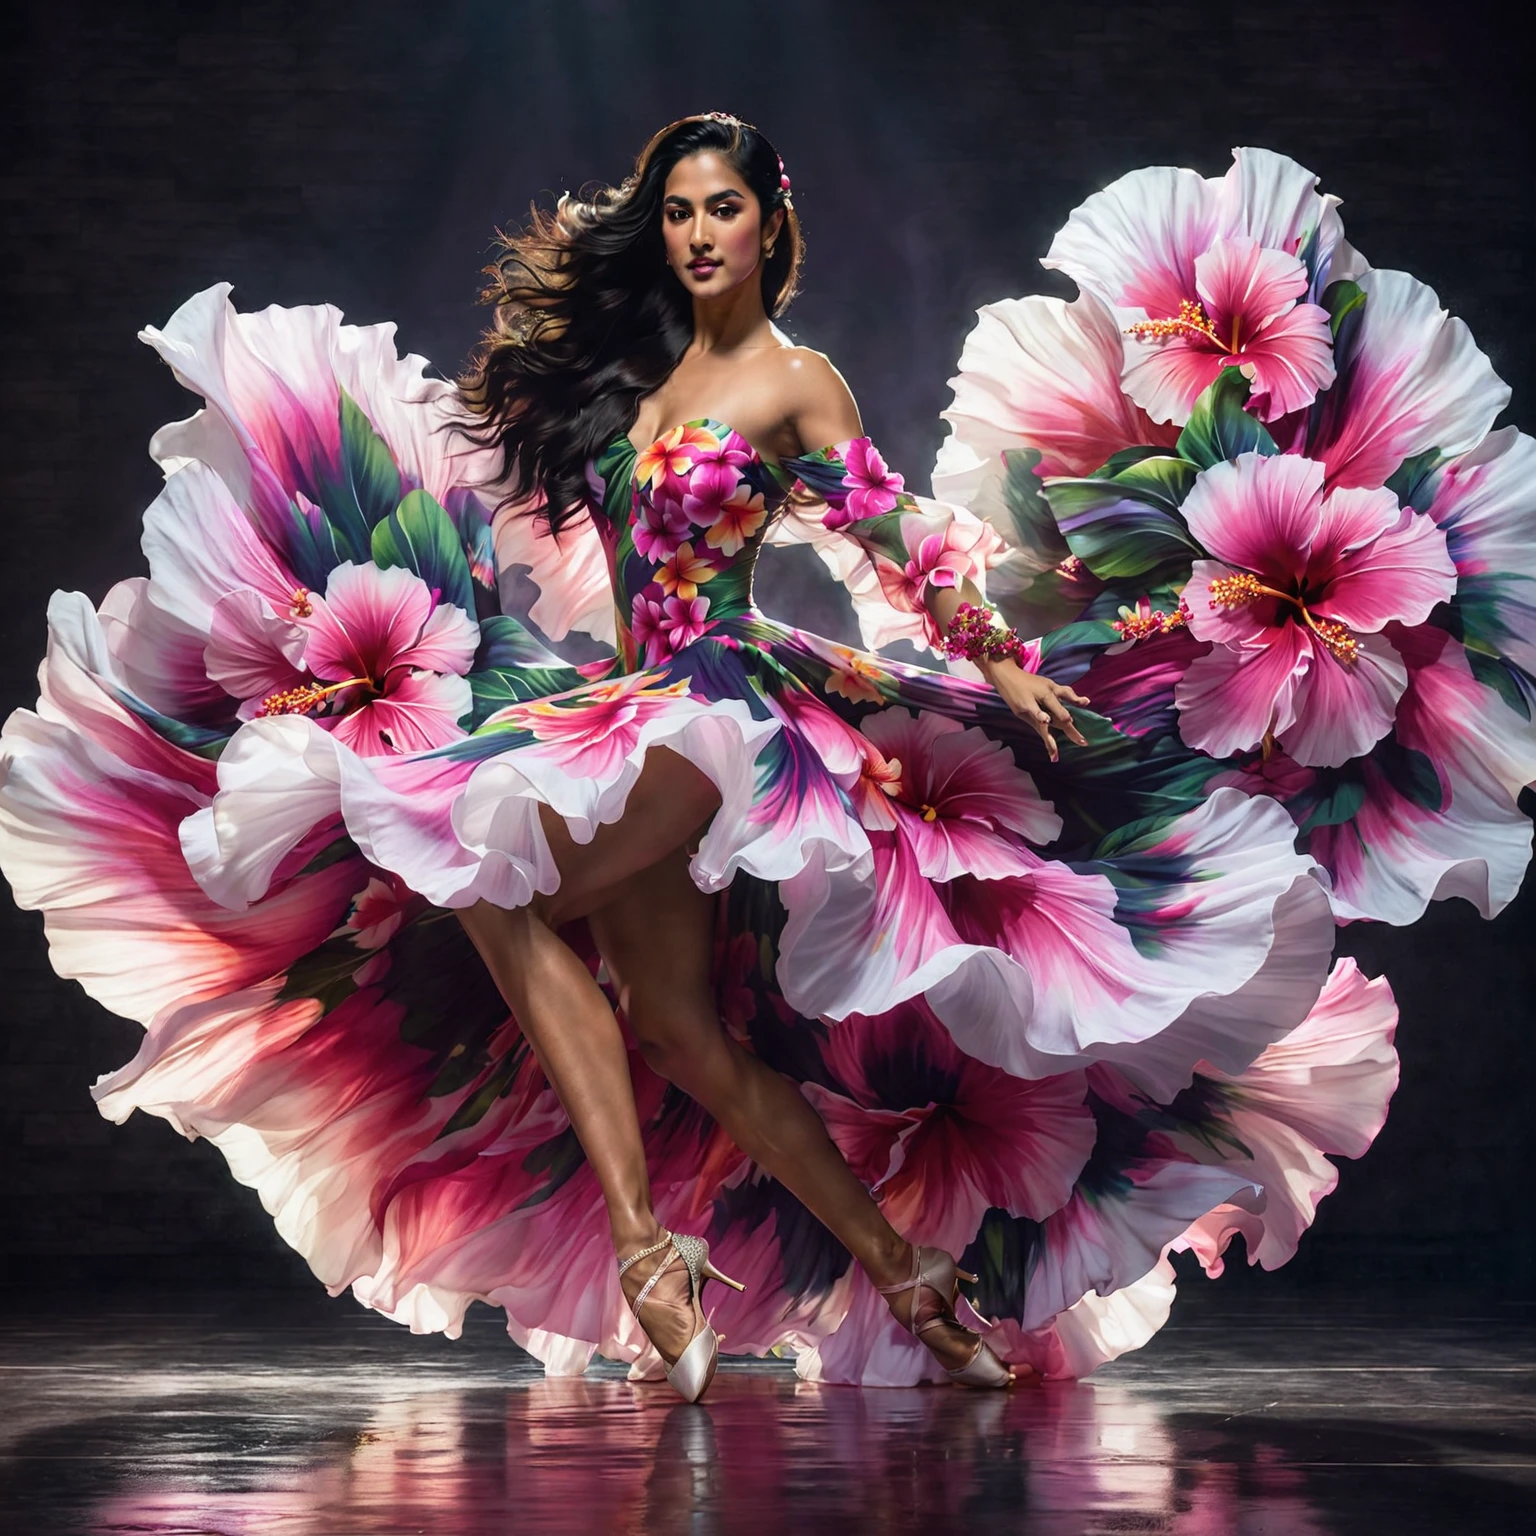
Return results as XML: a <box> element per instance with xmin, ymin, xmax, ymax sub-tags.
<box><xmin>762</xmin><ymin>344</ymin><xmax>853</xmax><ymax>408</ymax></box>
<box><xmin>762</xmin><ymin>344</ymin><xmax>863</xmax><ymax>450</ymax></box>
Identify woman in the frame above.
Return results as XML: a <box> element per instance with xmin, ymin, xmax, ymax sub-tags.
<box><xmin>0</xmin><ymin>117</ymin><xmax>1408</xmax><ymax>1402</ymax></box>
<box><xmin>450</xmin><ymin>113</ymin><xmax>1098</xmax><ymax>1395</ymax></box>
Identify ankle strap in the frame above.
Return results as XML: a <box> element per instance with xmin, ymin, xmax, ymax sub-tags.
<box><xmin>617</xmin><ymin>1230</ymin><xmax>673</xmax><ymax>1277</ymax></box>
<box><xmin>876</xmin><ymin>1245</ymin><xmax>923</xmax><ymax>1298</ymax></box>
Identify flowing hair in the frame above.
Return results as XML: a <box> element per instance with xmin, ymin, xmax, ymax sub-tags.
<box><xmin>459</xmin><ymin>114</ymin><xmax>804</xmax><ymax>535</ymax></box>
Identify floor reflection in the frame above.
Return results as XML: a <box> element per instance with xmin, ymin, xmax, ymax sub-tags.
<box><xmin>2</xmin><ymin>1295</ymin><xmax>1532</xmax><ymax>1534</ymax></box>
<box><xmin>78</xmin><ymin>1374</ymin><xmax>1341</xmax><ymax>1536</ymax></box>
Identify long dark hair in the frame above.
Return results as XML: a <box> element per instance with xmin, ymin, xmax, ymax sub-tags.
<box><xmin>459</xmin><ymin>113</ymin><xmax>804</xmax><ymax>534</ymax></box>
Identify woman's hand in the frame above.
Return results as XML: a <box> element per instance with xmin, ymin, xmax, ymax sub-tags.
<box><xmin>981</xmin><ymin>656</ymin><xmax>1089</xmax><ymax>763</ymax></box>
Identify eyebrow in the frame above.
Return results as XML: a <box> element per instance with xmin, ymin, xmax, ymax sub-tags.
<box><xmin>663</xmin><ymin>189</ymin><xmax>748</xmax><ymax>208</ymax></box>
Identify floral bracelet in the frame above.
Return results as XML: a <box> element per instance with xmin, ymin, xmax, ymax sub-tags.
<box><xmin>941</xmin><ymin>601</ymin><xmax>1031</xmax><ymax>667</ymax></box>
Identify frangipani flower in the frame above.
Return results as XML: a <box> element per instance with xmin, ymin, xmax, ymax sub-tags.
<box><xmin>680</xmin><ymin>437</ymin><xmax>754</xmax><ymax>523</ymax></box>
<box><xmin>661</xmin><ymin>593</ymin><xmax>712</xmax><ymax>653</ymax></box>
<box><xmin>828</xmin><ymin>438</ymin><xmax>905</xmax><ymax>529</ymax></box>
<box><xmin>633</xmin><ymin>422</ymin><xmax>719</xmax><ymax>493</ymax></box>
<box><xmin>1044</xmin><ymin>147</ymin><xmax>1358</xmax><ymax>425</ymax></box>
<box><xmin>654</xmin><ymin>540</ymin><xmax>718</xmax><ymax>601</ymax></box>
<box><xmin>1175</xmin><ymin>453</ymin><xmax>1456</xmax><ymax>767</ymax></box>
<box><xmin>254</xmin><ymin>561</ymin><xmax>479</xmax><ymax>756</ymax></box>
<box><xmin>631</xmin><ymin>495</ymin><xmax>692</xmax><ymax>562</ymax></box>
<box><xmin>700</xmin><ymin>489</ymin><xmax>769</xmax><ymax>557</ymax></box>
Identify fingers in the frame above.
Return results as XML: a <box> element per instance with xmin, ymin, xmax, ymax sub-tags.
<box><xmin>1054</xmin><ymin>684</ymin><xmax>1091</xmax><ymax>706</ymax></box>
<box><xmin>1039</xmin><ymin>690</ymin><xmax>1089</xmax><ymax>748</ymax></box>
<box><xmin>1031</xmin><ymin>707</ymin><xmax>1059</xmax><ymax>763</ymax></box>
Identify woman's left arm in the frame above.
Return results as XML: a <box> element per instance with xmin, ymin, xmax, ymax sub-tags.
<box><xmin>785</xmin><ymin>353</ymin><xmax>1088</xmax><ymax>761</ymax></box>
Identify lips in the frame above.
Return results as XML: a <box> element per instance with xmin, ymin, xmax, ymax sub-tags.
<box><xmin>687</xmin><ymin>259</ymin><xmax>721</xmax><ymax>277</ymax></box>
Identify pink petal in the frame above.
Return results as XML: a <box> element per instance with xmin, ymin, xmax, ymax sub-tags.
<box><xmin>1183</xmin><ymin>559</ymin><xmax>1277</xmax><ymax>647</ymax></box>
<box><xmin>933</xmin><ymin>293</ymin><xmax>1180</xmax><ymax>496</ymax></box>
<box><xmin>1312</xmin><ymin>492</ymin><xmax>1456</xmax><ymax>632</ymax></box>
<box><xmin>393</xmin><ymin>599</ymin><xmax>479</xmax><ymax>677</ymax></box>
<box><xmin>1176</xmin><ymin>958</ymin><xmax>1399</xmax><ymax>1274</ymax></box>
<box><xmin>1194</xmin><ymin>235</ymin><xmax>1307</xmax><ymax>333</ymax></box>
<box><xmin>331</xmin><ymin>671</ymin><xmax>472</xmax><ymax>756</ymax></box>
<box><xmin>1043</xmin><ymin>164</ymin><xmax>1222</xmax><ymax>320</ymax></box>
<box><xmin>305</xmin><ymin>562</ymin><xmax>435</xmax><ymax>682</ymax></box>
<box><xmin>801</xmin><ymin>1081</ymin><xmax>909</xmax><ymax>1186</ymax></box>
<box><xmin>204</xmin><ymin>588</ymin><xmax>308</xmax><ymax>706</ymax></box>
<box><xmin>1219</xmin><ymin>147</ymin><xmax>1347</xmax><ymax>273</ymax></box>
<box><xmin>1179</xmin><ymin>453</ymin><xmax>1326</xmax><ymax>578</ymax></box>
<box><xmin>1238</xmin><ymin>300</ymin><xmax>1337</xmax><ymax>418</ymax></box>
<box><xmin>1120</xmin><ymin>341</ymin><xmax>1232</xmax><ymax>428</ymax></box>
<box><xmin>1279</xmin><ymin>629</ymin><xmax>1405</xmax><ymax>768</ymax></box>
<box><xmin>1174</xmin><ymin>623</ymin><xmax>1311</xmax><ymax>758</ymax></box>
<box><xmin>1312</xmin><ymin>268</ymin><xmax>1509</xmax><ymax>491</ymax></box>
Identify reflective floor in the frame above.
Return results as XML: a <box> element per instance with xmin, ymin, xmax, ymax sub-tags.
<box><xmin>0</xmin><ymin>1285</ymin><xmax>1532</xmax><ymax>1534</ymax></box>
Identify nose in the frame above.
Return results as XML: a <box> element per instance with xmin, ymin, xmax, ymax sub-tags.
<box><xmin>689</xmin><ymin>213</ymin><xmax>713</xmax><ymax>251</ymax></box>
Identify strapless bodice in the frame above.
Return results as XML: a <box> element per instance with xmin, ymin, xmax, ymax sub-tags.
<box><xmin>588</xmin><ymin>418</ymin><xmax>800</xmax><ymax>671</ymax></box>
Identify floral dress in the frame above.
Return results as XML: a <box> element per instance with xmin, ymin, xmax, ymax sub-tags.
<box><xmin>0</xmin><ymin>277</ymin><xmax>1399</xmax><ymax>1386</ymax></box>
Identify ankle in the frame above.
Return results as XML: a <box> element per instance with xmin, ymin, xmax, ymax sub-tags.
<box><xmin>610</xmin><ymin>1208</ymin><xmax>665</xmax><ymax>1261</ymax></box>
<box><xmin>863</xmin><ymin>1233</ymin><xmax>915</xmax><ymax>1292</ymax></box>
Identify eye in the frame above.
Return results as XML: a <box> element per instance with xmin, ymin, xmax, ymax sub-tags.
<box><xmin>713</xmin><ymin>203</ymin><xmax>740</xmax><ymax>219</ymax></box>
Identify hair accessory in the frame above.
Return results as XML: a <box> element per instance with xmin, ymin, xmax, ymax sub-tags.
<box><xmin>942</xmin><ymin>602</ymin><xmax>1031</xmax><ymax>667</ymax></box>
<box><xmin>777</xmin><ymin>155</ymin><xmax>792</xmax><ymax>199</ymax></box>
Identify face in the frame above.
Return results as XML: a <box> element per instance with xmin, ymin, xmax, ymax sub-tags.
<box><xmin>661</xmin><ymin>149</ymin><xmax>784</xmax><ymax>299</ymax></box>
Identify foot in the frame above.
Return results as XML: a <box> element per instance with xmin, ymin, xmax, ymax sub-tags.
<box><xmin>875</xmin><ymin>1242</ymin><xmax>1015</xmax><ymax>1385</ymax></box>
<box><xmin>618</xmin><ymin>1237</ymin><xmax>701</xmax><ymax>1367</ymax></box>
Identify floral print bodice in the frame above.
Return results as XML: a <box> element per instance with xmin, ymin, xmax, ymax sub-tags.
<box><xmin>589</xmin><ymin>419</ymin><xmax>1003</xmax><ymax>672</ymax></box>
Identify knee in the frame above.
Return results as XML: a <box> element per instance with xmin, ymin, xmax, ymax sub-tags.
<box><xmin>629</xmin><ymin>1001</ymin><xmax>728</xmax><ymax>1095</ymax></box>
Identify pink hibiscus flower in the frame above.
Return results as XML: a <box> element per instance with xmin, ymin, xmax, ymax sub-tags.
<box><xmin>804</xmin><ymin>1001</ymin><xmax>1096</xmax><ymax>1256</ymax></box>
<box><xmin>1044</xmin><ymin>147</ymin><xmax>1357</xmax><ymax>424</ymax></box>
<box><xmin>257</xmin><ymin>561</ymin><xmax>479</xmax><ymax>757</ymax></box>
<box><xmin>867</xmin><ymin>511</ymin><xmax>1006</xmax><ymax>646</ymax></box>
<box><xmin>854</xmin><ymin>708</ymin><xmax>1062</xmax><ymax>877</ymax></box>
<box><xmin>828</xmin><ymin>437</ymin><xmax>906</xmax><ymax>530</ymax></box>
<box><xmin>1175</xmin><ymin>453</ymin><xmax>1456</xmax><ymax>768</ymax></box>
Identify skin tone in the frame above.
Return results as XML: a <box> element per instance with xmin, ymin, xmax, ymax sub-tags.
<box><xmin>457</xmin><ymin>147</ymin><xmax>1086</xmax><ymax>1381</ymax></box>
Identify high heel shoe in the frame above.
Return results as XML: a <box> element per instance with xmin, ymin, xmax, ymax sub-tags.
<box><xmin>878</xmin><ymin>1245</ymin><xmax>1013</xmax><ymax>1389</ymax></box>
<box><xmin>617</xmin><ymin>1229</ymin><xmax>746</xmax><ymax>1404</ymax></box>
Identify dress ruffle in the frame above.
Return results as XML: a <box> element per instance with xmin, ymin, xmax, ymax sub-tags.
<box><xmin>0</xmin><ymin>280</ymin><xmax>1403</xmax><ymax>1383</ymax></box>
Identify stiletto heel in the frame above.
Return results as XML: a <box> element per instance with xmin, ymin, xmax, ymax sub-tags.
<box><xmin>618</xmin><ymin>1230</ymin><xmax>746</xmax><ymax>1403</ymax></box>
<box><xmin>878</xmin><ymin>1245</ymin><xmax>1013</xmax><ymax>1390</ymax></box>
<box><xmin>702</xmin><ymin>1259</ymin><xmax>745</xmax><ymax>1292</ymax></box>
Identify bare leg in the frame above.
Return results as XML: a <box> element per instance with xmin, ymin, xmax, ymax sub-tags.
<box><xmin>589</xmin><ymin>849</ymin><xmax>1002</xmax><ymax>1374</ymax></box>
<box><xmin>454</xmin><ymin>746</ymin><xmax>723</xmax><ymax>1364</ymax></box>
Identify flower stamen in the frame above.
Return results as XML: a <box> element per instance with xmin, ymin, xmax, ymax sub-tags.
<box><xmin>257</xmin><ymin>676</ymin><xmax>375</xmax><ymax>717</ymax></box>
<box><xmin>1126</xmin><ymin>299</ymin><xmax>1225</xmax><ymax>349</ymax></box>
<box><xmin>1208</xmin><ymin>573</ymin><xmax>1359</xmax><ymax>665</ymax></box>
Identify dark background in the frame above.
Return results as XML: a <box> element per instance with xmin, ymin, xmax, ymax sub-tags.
<box><xmin>0</xmin><ymin>0</ymin><xmax>1530</xmax><ymax>1294</ymax></box>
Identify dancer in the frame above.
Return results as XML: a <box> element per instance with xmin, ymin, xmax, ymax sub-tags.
<box><xmin>9</xmin><ymin>116</ymin><xmax>1521</xmax><ymax>1399</ymax></box>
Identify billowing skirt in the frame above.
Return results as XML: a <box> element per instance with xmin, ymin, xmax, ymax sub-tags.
<box><xmin>0</xmin><ymin>285</ymin><xmax>1398</xmax><ymax>1383</ymax></box>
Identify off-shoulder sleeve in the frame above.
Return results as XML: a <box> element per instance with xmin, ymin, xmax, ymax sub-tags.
<box><xmin>771</xmin><ymin>436</ymin><xmax>1005</xmax><ymax>652</ymax></box>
